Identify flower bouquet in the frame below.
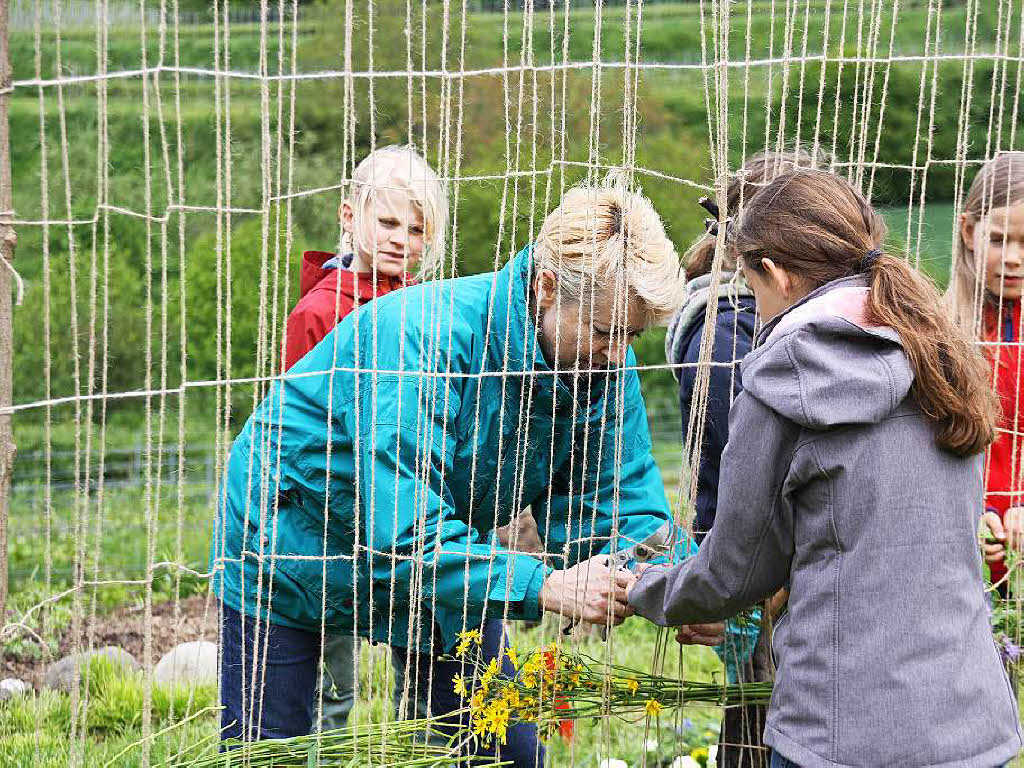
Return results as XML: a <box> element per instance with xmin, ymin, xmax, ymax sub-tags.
<box><xmin>449</xmin><ymin>632</ymin><xmax>773</xmax><ymax>747</ymax></box>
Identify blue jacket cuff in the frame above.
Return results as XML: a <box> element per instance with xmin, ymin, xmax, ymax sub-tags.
<box><xmin>520</xmin><ymin>559</ymin><xmax>552</xmax><ymax>621</ymax></box>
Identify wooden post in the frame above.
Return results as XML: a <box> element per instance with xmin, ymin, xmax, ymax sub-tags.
<box><xmin>0</xmin><ymin>0</ymin><xmax>16</xmax><ymax>623</ymax></box>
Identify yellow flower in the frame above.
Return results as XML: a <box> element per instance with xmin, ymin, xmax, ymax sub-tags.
<box><xmin>481</xmin><ymin>657</ymin><xmax>501</xmax><ymax>690</ymax></box>
<box><xmin>485</xmin><ymin>701</ymin><xmax>510</xmax><ymax>744</ymax></box>
<box><xmin>626</xmin><ymin>678</ymin><xmax>639</xmax><ymax>695</ymax></box>
<box><xmin>455</xmin><ymin>629</ymin><xmax>483</xmax><ymax>656</ymax></box>
<box><xmin>505</xmin><ymin>645</ymin><xmax>520</xmax><ymax>670</ymax></box>
<box><xmin>501</xmin><ymin>683</ymin><xmax>522</xmax><ymax>709</ymax></box>
<box><xmin>691</xmin><ymin>746</ymin><xmax>709</xmax><ymax>763</ymax></box>
<box><xmin>522</xmin><ymin>672</ymin><xmax>537</xmax><ymax>689</ymax></box>
<box><xmin>452</xmin><ymin>674</ymin><xmax>468</xmax><ymax>698</ymax></box>
<box><xmin>471</xmin><ymin>713</ymin><xmax>488</xmax><ymax>738</ymax></box>
<box><xmin>470</xmin><ymin>688</ymin><xmax>485</xmax><ymax>711</ymax></box>
<box><xmin>644</xmin><ymin>698</ymin><xmax>663</xmax><ymax>717</ymax></box>
<box><xmin>522</xmin><ymin>652</ymin><xmax>544</xmax><ymax>676</ymax></box>
<box><xmin>569</xmin><ymin>672</ymin><xmax>582</xmax><ymax>687</ymax></box>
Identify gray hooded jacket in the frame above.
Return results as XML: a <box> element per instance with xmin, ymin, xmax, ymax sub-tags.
<box><xmin>630</xmin><ymin>276</ymin><xmax>1021</xmax><ymax>768</ymax></box>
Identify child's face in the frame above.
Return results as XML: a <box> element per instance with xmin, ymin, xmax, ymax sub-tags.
<box><xmin>344</xmin><ymin>186</ymin><xmax>426</xmax><ymax>277</ymax></box>
<box><xmin>966</xmin><ymin>202</ymin><xmax>1024</xmax><ymax>303</ymax></box>
<box><xmin>740</xmin><ymin>256</ymin><xmax>802</xmax><ymax>323</ymax></box>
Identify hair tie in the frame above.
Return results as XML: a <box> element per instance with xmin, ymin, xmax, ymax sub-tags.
<box><xmin>859</xmin><ymin>248</ymin><xmax>883</xmax><ymax>273</ymax></box>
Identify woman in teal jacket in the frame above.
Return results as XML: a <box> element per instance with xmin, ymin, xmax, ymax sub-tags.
<box><xmin>211</xmin><ymin>184</ymin><xmax>692</xmax><ymax>764</ymax></box>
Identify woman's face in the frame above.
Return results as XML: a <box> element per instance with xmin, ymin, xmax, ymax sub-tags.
<box><xmin>965</xmin><ymin>202</ymin><xmax>1024</xmax><ymax>303</ymax></box>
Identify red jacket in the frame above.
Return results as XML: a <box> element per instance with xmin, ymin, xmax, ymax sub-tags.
<box><xmin>984</xmin><ymin>299</ymin><xmax>1023</xmax><ymax>586</ymax></box>
<box><xmin>283</xmin><ymin>250</ymin><xmax>412</xmax><ymax>371</ymax></box>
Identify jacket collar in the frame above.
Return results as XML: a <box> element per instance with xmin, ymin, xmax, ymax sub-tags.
<box><xmin>306</xmin><ymin>250</ymin><xmax>413</xmax><ymax>301</ymax></box>
<box><xmin>755</xmin><ymin>274</ymin><xmax>870</xmax><ymax>346</ymax></box>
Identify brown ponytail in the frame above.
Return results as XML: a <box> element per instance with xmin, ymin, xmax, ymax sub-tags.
<box><xmin>734</xmin><ymin>169</ymin><xmax>997</xmax><ymax>456</ymax></box>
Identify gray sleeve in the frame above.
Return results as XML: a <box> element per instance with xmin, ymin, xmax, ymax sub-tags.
<box><xmin>629</xmin><ymin>392</ymin><xmax>800</xmax><ymax>626</ymax></box>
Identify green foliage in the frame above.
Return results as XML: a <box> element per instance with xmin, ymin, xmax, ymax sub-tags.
<box><xmin>780</xmin><ymin>58</ymin><xmax>1021</xmax><ymax>205</ymax></box>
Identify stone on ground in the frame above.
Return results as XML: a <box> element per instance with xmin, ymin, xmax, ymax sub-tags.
<box><xmin>0</xmin><ymin>678</ymin><xmax>29</xmax><ymax>700</ymax></box>
<box><xmin>43</xmin><ymin>646</ymin><xmax>140</xmax><ymax>692</ymax></box>
<box><xmin>154</xmin><ymin>640</ymin><xmax>217</xmax><ymax>687</ymax></box>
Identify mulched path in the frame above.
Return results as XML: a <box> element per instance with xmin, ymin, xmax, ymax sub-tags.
<box><xmin>2</xmin><ymin>595</ymin><xmax>217</xmax><ymax>689</ymax></box>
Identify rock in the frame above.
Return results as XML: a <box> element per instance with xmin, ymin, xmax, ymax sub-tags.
<box><xmin>154</xmin><ymin>640</ymin><xmax>217</xmax><ymax>687</ymax></box>
<box><xmin>0</xmin><ymin>678</ymin><xmax>29</xmax><ymax>700</ymax></box>
<box><xmin>43</xmin><ymin>646</ymin><xmax>140</xmax><ymax>692</ymax></box>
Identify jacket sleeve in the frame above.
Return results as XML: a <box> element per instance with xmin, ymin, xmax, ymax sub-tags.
<box><xmin>629</xmin><ymin>391</ymin><xmax>799</xmax><ymax>625</ymax></box>
<box><xmin>534</xmin><ymin>365</ymin><xmax>697</xmax><ymax>567</ymax></box>
<box><xmin>352</xmin><ymin>372</ymin><xmax>549</xmax><ymax>623</ymax></box>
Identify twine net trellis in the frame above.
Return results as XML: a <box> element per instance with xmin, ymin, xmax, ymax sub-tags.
<box><xmin>1</xmin><ymin>0</ymin><xmax>1022</xmax><ymax>764</ymax></box>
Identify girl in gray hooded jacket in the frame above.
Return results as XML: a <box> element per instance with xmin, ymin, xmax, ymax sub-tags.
<box><xmin>629</xmin><ymin>169</ymin><xmax>1021</xmax><ymax>768</ymax></box>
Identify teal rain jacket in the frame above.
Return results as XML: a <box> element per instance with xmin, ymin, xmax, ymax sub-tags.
<box><xmin>211</xmin><ymin>248</ymin><xmax>695</xmax><ymax>653</ymax></box>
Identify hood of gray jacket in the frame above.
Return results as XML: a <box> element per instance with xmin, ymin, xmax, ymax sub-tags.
<box><xmin>664</xmin><ymin>271</ymin><xmax>755</xmax><ymax>378</ymax></box>
<box><xmin>741</xmin><ymin>275</ymin><xmax>914</xmax><ymax>430</ymax></box>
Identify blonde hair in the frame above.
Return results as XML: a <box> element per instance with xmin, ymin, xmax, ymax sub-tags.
<box><xmin>533</xmin><ymin>182</ymin><xmax>686</xmax><ymax>326</ymax></box>
<box><xmin>341</xmin><ymin>144</ymin><xmax>449</xmax><ymax>280</ymax></box>
<box><xmin>947</xmin><ymin>152</ymin><xmax>1024</xmax><ymax>339</ymax></box>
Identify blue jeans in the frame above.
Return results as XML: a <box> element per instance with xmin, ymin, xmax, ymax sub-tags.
<box><xmin>219</xmin><ymin>602</ymin><xmax>321</xmax><ymax>741</ymax></box>
<box><xmin>219</xmin><ymin>604</ymin><xmax>544</xmax><ymax>767</ymax></box>
<box><xmin>390</xmin><ymin>619</ymin><xmax>544</xmax><ymax>768</ymax></box>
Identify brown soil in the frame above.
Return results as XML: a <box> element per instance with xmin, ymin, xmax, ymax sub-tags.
<box><xmin>2</xmin><ymin>595</ymin><xmax>218</xmax><ymax>689</ymax></box>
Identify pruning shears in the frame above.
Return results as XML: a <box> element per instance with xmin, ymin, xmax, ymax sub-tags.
<box><xmin>561</xmin><ymin>521</ymin><xmax>674</xmax><ymax>637</ymax></box>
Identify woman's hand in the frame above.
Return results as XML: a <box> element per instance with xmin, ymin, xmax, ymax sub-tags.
<box><xmin>675</xmin><ymin>622</ymin><xmax>726</xmax><ymax>646</ymax></box>
<box><xmin>539</xmin><ymin>556</ymin><xmax>636</xmax><ymax>627</ymax></box>
<box><xmin>982</xmin><ymin>510</ymin><xmax>1008</xmax><ymax>566</ymax></box>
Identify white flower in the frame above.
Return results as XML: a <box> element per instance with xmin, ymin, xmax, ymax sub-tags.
<box><xmin>708</xmin><ymin>744</ymin><xmax>718</xmax><ymax>766</ymax></box>
<box><xmin>599</xmin><ymin>760</ymin><xmax>629</xmax><ymax>768</ymax></box>
<box><xmin>643</xmin><ymin>739</ymin><xmax>660</xmax><ymax>752</ymax></box>
<box><xmin>670</xmin><ymin>758</ymin><xmax>701</xmax><ymax>768</ymax></box>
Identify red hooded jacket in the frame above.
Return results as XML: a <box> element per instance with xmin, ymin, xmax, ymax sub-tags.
<box><xmin>984</xmin><ymin>299</ymin><xmax>1023</xmax><ymax>587</ymax></box>
<box><xmin>283</xmin><ymin>250</ymin><xmax>413</xmax><ymax>371</ymax></box>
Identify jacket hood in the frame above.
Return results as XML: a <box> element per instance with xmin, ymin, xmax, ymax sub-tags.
<box><xmin>664</xmin><ymin>272</ymin><xmax>754</xmax><ymax>379</ymax></box>
<box><xmin>299</xmin><ymin>250</ymin><xmax>337</xmax><ymax>298</ymax></box>
<box><xmin>740</xmin><ymin>275</ymin><xmax>913</xmax><ymax>430</ymax></box>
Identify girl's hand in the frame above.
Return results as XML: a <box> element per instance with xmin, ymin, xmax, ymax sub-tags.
<box><xmin>675</xmin><ymin>623</ymin><xmax>726</xmax><ymax>646</ymax></box>
<box><xmin>1004</xmin><ymin>507</ymin><xmax>1024</xmax><ymax>552</ymax></box>
<box><xmin>981</xmin><ymin>511</ymin><xmax>1007</xmax><ymax>566</ymax></box>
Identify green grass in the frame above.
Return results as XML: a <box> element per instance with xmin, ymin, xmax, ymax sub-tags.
<box><xmin>0</xmin><ymin>656</ymin><xmax>218</xmax><ymax>767</ymax></box>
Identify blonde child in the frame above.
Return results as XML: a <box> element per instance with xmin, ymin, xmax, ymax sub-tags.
<box><xmin>284</xmin><ymin>144</ymin><xmax>447</xmax><ymax>370</ymax></box>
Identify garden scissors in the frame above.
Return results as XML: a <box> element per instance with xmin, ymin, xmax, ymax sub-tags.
<box><xmin>561</xmin><ymin>521</ymin><xmax>674</xmax><ymax>637</ymax></box>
